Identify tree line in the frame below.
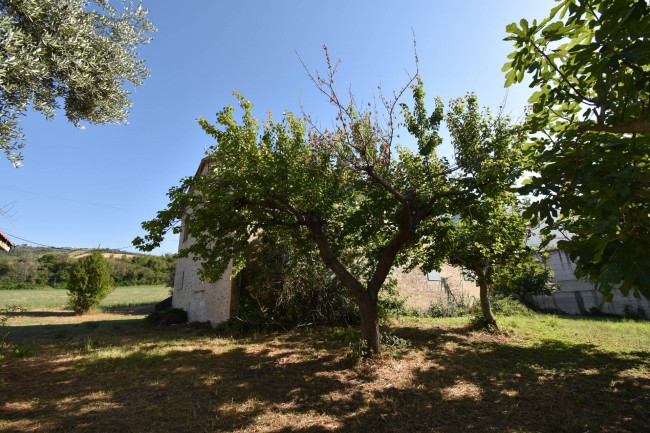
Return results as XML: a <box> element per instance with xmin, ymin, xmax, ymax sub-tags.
<box><xmin>0</xmin><ymin>246</ymin><xmax>175</xmax><ymax>290</ymax></box>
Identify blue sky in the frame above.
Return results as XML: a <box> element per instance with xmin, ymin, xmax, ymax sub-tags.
<box><xmin>0</xmin><ymin>0</ymin><xmax>555</xmax><ymax>255</ymax></box>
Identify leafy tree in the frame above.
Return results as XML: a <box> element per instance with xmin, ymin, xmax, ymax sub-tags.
<box><xmin>491</xmin><ymin>257</ymin><xmax>557</xmax><ymax>301</ymax></box>
<box><xmin>433</xmin><ymin>193</ymin><xmax>555</xmax><ymax>328</ymax></box>
<box><xmin>504</xmin><ymin>0</ymin><xmax>650</xmax><ymax>300</ymax></box>
<box><xmin>135</xmin><ymin>51</ymin><xmax>523</xmax><ymax>354</ymax></box>
<box><xmin>67</xmin><ymin>250</ymin><xmax>113</xmax><ymax>314</ymax></box>
<box><xmin>0</xmin><ymin>0</ymin><xmax>156</xmax><ymax>167</ymax></box>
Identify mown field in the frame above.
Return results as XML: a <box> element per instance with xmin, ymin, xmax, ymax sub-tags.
<box><xmin>1</xmin><ymin>291</ymin><xmax>648</xmax><ymax>433</ymax></box>
<box><xmin>0</xmin><ymin>285</ymin><xmax>170</xmax><ymax>311</ymax></box>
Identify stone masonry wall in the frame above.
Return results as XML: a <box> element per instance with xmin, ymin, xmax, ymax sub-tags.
<box><xmin>395</xmin><ymin>264</ymin><xmax>480</xmax><ymax>314</ymax></box>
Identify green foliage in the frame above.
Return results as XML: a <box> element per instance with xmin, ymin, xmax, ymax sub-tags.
<box><xmin>471</xmin><ymin>294</ymin><xmax>533</xmax><ymax>329</ymax></box>
<box><xmin>504</xmin><ymin>0</ymin><xmax>650</xmax><ymax>299</ymax></box>
<box><xmin>135</xmin><ymin>51</ymin><xmax>524</xmax><ymax>353</ymax></box>
<box><xmin>424</xmin><ymin>291</ymin><xmax>476</xmax><ymax>318</ymax></box>
<box><xmin>443</xmin><ymin>192</ymin><xmax>555</xmax><ymax>295</ymax></box>
<box><xmin>227</xmin><ymin>235</ymin><xmax>404</xmax><ymax>332</ymax></box>
<box><xmin>231</xmin><ymin>235</ymin><xmax>359</xmax><ymax>330</ymax></box>
<box><xmin>66</xmin><ymin>250</ymin><xmax>114</xmax><ymax>314</ymax></box>
<box><xmin>0</xmin><ymin>246</ymin><xmax>176</xmax><ymax>289</ymax></box>
<box><xmin>492</xmin><ymin>256</ymin><xmax>558</xmax><ymax>299</ymax></box>
<box><xmin>0</xmin><ymin>0</ymin><xmax>156</xmax><ymax>167</ymax></box>
<box><xmin>347</xmin><ymin>330</ymin><xmax>410</xmax><ymax>362</ymax></box>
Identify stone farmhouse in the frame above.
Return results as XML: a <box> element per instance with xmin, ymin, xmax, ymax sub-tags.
<box><xmin>171</xmin><ymin>159</ymin><xmax>479</xmax><ymax>325</ymax></box>
<box><xmin>171</xmin><ymin>160</ymin><xmax>649</xmax><ymax>325</ymax></box>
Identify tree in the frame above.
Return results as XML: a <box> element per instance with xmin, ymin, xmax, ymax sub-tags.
<box><xmin>503</xmin><ymin>0</ymin><xmax>650</xmax><ymax>300</ymax></box>
<box><xmin>135</xmin><ymin>50</ymin><xmax>523</xmax><ymax>354</ymax></box>
<box><xmin>67</xmin><ymin>250</ymin><xmax>113</xmax><ymax>314</ymax></box>
<box><xmin>0</xmin><ymin>0</ymin><xmax>156</xmax><ymax>167</ymax></box>
<box><xmin>428</xmin><ymin>193</ymin><xmax>555</xmax><ymax>328</ymax></box>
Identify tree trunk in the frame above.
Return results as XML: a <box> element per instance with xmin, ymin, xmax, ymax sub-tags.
<box><xmin>358</xmin><ymin>294</ymin><xmax>381</xmax><ymax>354</ymax></box>
<box><xmin>475</xmin><ymin>268</ymin><xmax>498</xmax><ymax>329</ymax></box>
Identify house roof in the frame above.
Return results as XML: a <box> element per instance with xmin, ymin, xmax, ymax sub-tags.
<box><xmin>0</xmin><ymin>231</ymin><xmax>14</xmax><ymax>251</ymax></box>
<box><xmin>195</xmin><ymin>157</ymin><xmax>212</xmax><ymax>178</ymax></box>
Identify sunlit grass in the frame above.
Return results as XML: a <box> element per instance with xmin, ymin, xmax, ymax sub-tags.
<box><xmin>1</xmin><ymin>309</ymin><xmax>648</xmax><ymax>432</ymax></box>
<box><xmin>0</xmin><ymin>285</ymin><xmax>169</xmax><ymax>311</ymax></box>
<box><xmin>500</xmin><ymin>313</ymin><xmax>650</xmax><ymax>353</ymax></box>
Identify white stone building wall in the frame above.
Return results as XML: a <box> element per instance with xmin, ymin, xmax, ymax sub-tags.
<box><xmin>528</xmin><ymin>250</ymin><xmax>650</xmax><ymax>317</ymax></box>
<box><xmin>172</xmin><ymin>229</ymin><xmax>234</xmax><ymax>326</ymax></box>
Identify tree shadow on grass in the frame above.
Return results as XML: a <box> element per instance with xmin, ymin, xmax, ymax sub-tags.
<box><xmin>100</xmin><ymin>303</ymin><xmax>156</xmax><ymax>315</ymax></box>
<box><xmin>1</xmin><ymin>324</ymin><xmax>648</xmax><ymax>433</ymax></box>
<box><xmin>1</xmin><ymin>310</ymin><xmax>75</xmax><ymax>318</ymax></box>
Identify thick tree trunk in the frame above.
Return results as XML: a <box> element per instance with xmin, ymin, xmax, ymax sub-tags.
<box><xmin>475</xmin><ymin>268</ymin><xmax>498</xmax><ymax>329</ymax></box>
<box><xmin>358</xmin><ymin>294</ymin><xmax>381</xmax><ymax>354</ymax></box>
<box><xmin>306</xmin><ymin>208</ymin><xmax>423</xmax><ymax>356</ymax></box>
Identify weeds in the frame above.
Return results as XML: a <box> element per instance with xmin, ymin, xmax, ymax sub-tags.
<box><xmin>347</xmin><ymin>330</ymin><xmax>410</xmax><ymax>361</ymax></box>
<box><xmin>417</xmin><ymin>291</ymin><xmax>476</xmax><ymax>318</ymax></box>
<box><xmin>1</xmin><ymin>305</ymin><xmax>26</xmax><ymax>362</ymax></box>
<box><xmin>547</xmin><ymin>315</ymin><xmax>560</xmax><ymax>328</ymax></box>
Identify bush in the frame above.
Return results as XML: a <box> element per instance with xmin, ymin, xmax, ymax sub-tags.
<box><xmin>424</xmin><ymin>291</ymin><xmax>476</xmax><ymax>318</ymax></box>
<box><xmin>471</xmin><ymin>293</ymin><xmax>534</xmax><ymax>329</ymax></box>
<box><xmin>226</xmin><ymin>236</ymin><xmax>405</xmax><ymax>333</ymax></box>
<box><xmin>492</xmin><ymin>259</ymin><xmax>558</xmax><ymax>300</ymax></box>
<box><xmin>67</xmin><ymin>250</ymin><xmax>114</xmax><ymax>314</ymax></box>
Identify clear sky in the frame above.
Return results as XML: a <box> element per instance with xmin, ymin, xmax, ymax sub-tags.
<box><xmin>0</xmin><ymin>0</ymin><xmax>555</xmax><ymax>255</ymax></box>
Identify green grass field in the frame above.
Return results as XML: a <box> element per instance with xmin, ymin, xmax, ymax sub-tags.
<box><xmin>1</xmin><ymin>297</ymin><xmax>648</xmax><ymax>432</ymax></box>
<box><xmin>0</xmin><ymin>285</ymin><xmax>169</xmax><ymax>311</ymax></box>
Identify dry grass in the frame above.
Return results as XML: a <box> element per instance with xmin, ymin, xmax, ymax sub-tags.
<box><xmin>1</xmin><ymin>311</ymin><xmax>648</xmax><ymax>433</ymax></box>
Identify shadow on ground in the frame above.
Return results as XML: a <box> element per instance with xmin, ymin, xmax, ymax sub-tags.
<box><xmin>2</xmin><ymin>310</ymin><xmax>75</xmax><ymax>318</ymax></box>
<box><xmin>1</xmin><ymin>322</ymin><xmax>648</xmax><ymax>433</ymax></box>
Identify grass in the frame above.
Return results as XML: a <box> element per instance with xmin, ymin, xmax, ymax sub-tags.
<box><xmin>1</xmin><ymin>309</ymin><xmax>648</xmax><ymax>432</ymax></box>
<box><xmin>0</xmin><ymin>285</ymin><xmax>169</xmax><ymax>311</ymax></box>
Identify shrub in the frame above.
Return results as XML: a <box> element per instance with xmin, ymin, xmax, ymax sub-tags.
<box><xmin>227</xmin><ymin>236</ymin><xmax>405</xmax><ymax>332</ymax></box>
<box><xmin>492</xmin><ymin>259</ymin><xmax>558</xmax><ymax>300</ymax></box>
<box><xmin>66</xmin><ymin>250</ymin><xmax>114</xmax><ymax>314</ymax></box>
<box><xmin>425</xmin><ymin>291</ymin><xmax>476</xmax><ymax>318</ymax></box>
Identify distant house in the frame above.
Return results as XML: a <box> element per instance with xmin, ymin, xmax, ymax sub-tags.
<box><xmin>0</xmin><ymin>231</ymin><xmax>14</xmax><ymax>252</ymax></box>
<box><xmin>527</xmin><ymin>249</ymin><xmax>650</xmax><ymax>317</ymax></box>
<box><xmin>171</xmin><ymin>159</ymin><xmax>479</xmax><ymax>325</ymax></box>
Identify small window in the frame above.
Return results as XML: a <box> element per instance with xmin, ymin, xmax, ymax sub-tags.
<box><xmin>427</xmin><ymin>270</ymin><xmax>441</xmax><ymax>281</ymax></box>
<box><xmin>182</xmin><ymin>220</ymin><xmax>190</xmax><ymax>242</ymax></box>
<box><xmin>175</xmin><ymin>271</ymin><xmax>184</xmax><ymax>290</ymax></box>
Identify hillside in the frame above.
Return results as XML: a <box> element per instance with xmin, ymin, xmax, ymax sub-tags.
<box><xmin>0</xmin><ymin>245</ymin><xmax>176</xmax><ymax>290</ymax></box>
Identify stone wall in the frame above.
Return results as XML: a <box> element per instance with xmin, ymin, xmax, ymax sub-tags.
<box><xmin>172</xmin><ymin>232</ymin><xmax>234</xmax><ymax>326</ymax></box>
<box><xmin>171</xmin><ymin>159</ymin><xmax>235</xmax><ymax>326</ymax></box>
<box><xmin>395</xmin><ymin>264</ymin><xmax>480</xmax><ymax>314</ymax></box>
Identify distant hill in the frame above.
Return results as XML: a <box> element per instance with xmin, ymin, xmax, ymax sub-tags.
<box><xmin>6</xmin><ymin>245</ymin><xmax>144</xmax><ymax>259</ymax></box>
<box><xmin>0</xmin><ymin>245</ymin><xmax>175</xmax><ymax>290</ymax></box>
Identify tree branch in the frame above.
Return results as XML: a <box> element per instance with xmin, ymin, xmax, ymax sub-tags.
<box><xmin>527</xmin><ymin>38</ymin><xmax>598</xmax><ymax>105</ymax></box>
<box><xmin>579</xmin><ymin>117</ymin><xmax>650</xmax><ymax>134</ymax></box>
<box><xmin>364</xmin><ymin>166</ymin><xmax>407</xmax><ymax>204</ymax></box>
<box><xmin>306</xmin><ymin>219</ymin><xmax>366</xmax><ymax>299</ymax></box>
<box><xmin>367</xmin><ymin>206</ymin><xmax>424</xmax><ymax>298</ymax></box>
